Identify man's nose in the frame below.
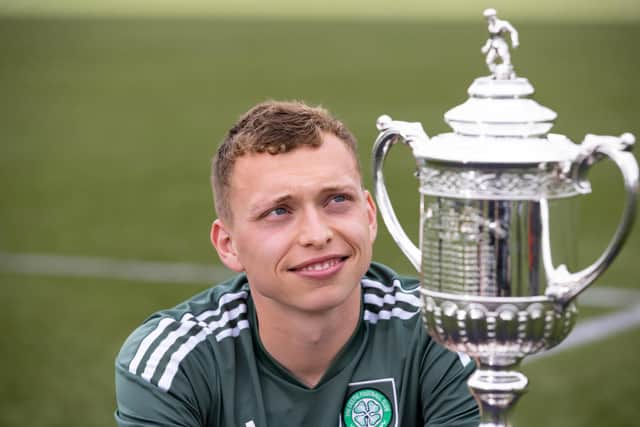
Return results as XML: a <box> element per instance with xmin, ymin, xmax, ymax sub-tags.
<box><xmin>297</xmin><ymin>208</ymin><xmax>333</xmax><ymax>248</ymax></box>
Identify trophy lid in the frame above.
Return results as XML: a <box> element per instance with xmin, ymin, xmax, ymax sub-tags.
<box><xmin>418</xmin><ymin>9</ymin><xmax>579</xmax><ymax>165</ymax></box>
<box><xmin>444</xmin><ymin>77</ymin><xmax>557</xmax><ymax>137</ymax></box>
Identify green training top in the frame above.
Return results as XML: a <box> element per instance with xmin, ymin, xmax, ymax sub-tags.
<box><xmin>115</xmin><ymin>262</ymin><xmax>479</xmax><ymax>427</ymax></box>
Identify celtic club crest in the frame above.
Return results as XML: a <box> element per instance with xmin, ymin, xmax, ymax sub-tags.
<box><xmin>343</xmin><ymin>388</ymin><xmax>392</xmax><ymax>427</ymax></box>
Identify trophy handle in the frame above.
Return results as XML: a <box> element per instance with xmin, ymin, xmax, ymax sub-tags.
<box><xmin>544</xmin><ymin>133</ymin><xmax>638</xmax><ymax>305</ymax></box>
<box><xmin>372</xmin><ymin>115</ymin><xmax>428</xmax><ymax>272</ymax></box>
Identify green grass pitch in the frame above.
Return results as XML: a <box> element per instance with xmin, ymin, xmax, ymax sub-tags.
<box><xmin>0</xmin><ymin>16</ymin><xmax>638</xmax><ymax>426</ymax></box>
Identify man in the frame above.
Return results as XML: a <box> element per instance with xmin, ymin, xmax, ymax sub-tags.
<box><xmin>115</xmin><ymin>101</ymin><xmax>479</xmax><ymax>426</ymax></box>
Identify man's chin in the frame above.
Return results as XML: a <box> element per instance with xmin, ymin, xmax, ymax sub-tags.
<box><xmin>293</xmin><ymin>284</ymin><xmax>361</xmax><ymax>315</ymax></box>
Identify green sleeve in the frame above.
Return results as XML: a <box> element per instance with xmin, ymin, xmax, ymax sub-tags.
<box><xmin>420</xmin><ymin>340</ymin><xmax>480</xmax><ymax>427</ymax></box>
<box><xmin>115</xmin><ymin>365</ymin><xmax>202</xmax><ymax>427</ymax></box>
<box><xmin>114</xmin><ymin>319</ymin><xmax>215</xmax><ymax>427</ymax></box>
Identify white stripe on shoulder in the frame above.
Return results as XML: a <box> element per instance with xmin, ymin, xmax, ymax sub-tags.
<box><xmin>396</xmin><ymin>290</ymin><xmax>421</xmax><ymax>306</ymax></box>
<box><xmin>458</xmin><ymin>352</ymin><xmax>472</xmax><ymax>367</ymax></box>
<box><xmin>157</xmin><ymin>327</ymin><xmax>213</xmax><ymax>391</ymax></box>
<box><xmin>363</xmin><ymin>307</ymin><xmax>419</xmax><ymax>324</ymax></box>
<box><xmin>215</xmin><ymin>319</ymin><xmax>250</xmax><ymax>342</ymax></box>
<box><xmin>193</xmin><ymin>291</ymin><xmax>248</xmax><ymax>322</ymax></box>
<box><xmin>363</xmin><ymin>290</ymin><xmax>421</xmax><ymax>309</ymax></box>
<box><xmin>180</xmin><ymin>303</ymin><xmax>247</xmax><ymax>332</ymax></box>
<box><xmin>207</xmin><ymin>304</ymin><xmax>247</xmax><ymax>331</ymax></box>
<box><xmin>361</xmin><ymin>277</ymin><xmax>421</xmax><ymax>324</ymax></box>
<box><xmin>141</xmin><ymin>320</ymin><xmax>197</xmax><ymax>382</ymax></box>
<box><xmin>130</xmin><ymin>290</ymin><xmax>251</xmax><ymax>390</ymax></box>
<box><xmin>362</xmin><ymin>278</ymin><xmax>399</xmax><ymax>293</ymax></box>
<box><xmin>362</xmin><ymin>278</ymin><xmax>419</xmax><ymax>296</ymax></box>
<box><xmin>128</xmin><ymin>317</ymin><xmax>175</xmax><ymax>374</ymax></box>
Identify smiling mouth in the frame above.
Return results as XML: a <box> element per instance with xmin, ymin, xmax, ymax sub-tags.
<box><xmin>289</xmin><ymin>256</ymin><xmax>349</xmax><ymax>272</ymax></box>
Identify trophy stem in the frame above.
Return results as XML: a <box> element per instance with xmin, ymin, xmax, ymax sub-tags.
<box><xmin>468</xmin><ymin>364</ymin><xmax>528</xmax><ymax>427</ymax></box>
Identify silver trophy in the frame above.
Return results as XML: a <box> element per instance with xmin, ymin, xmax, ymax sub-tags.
<box><xmin>372</xmin><ymin>9</ymin><xmax>638</xmax><ymax>427</ymax></box>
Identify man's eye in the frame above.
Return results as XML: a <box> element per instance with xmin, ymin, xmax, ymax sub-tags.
<box><xmin>327</xmin><ymin>194</ymin><xmax>352</xmax><ymax>207</ymax></box>
<box><xmin>267</xmin><ymin>207</ymin><xmax>289</xmax><ymax>217</ymax></box>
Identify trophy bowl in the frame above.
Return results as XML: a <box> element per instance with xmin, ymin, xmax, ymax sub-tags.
<box><xmin>372</xmin><ymin>9</ymin><xmax>638</xmax><ymax>427</ymax></box>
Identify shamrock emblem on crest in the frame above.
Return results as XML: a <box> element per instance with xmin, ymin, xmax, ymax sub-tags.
<box><xmin>352</xmin><ymin>398</ymin><xmax>383</xmax><ymax>427</ymax></box>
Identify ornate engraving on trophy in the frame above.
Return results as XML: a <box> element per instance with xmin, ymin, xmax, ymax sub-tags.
<box><xmin>420</xmin><ymin>165</ymin><xmax>577</xmax><ymax>200</ymax></box>
<box><xmin>422</xmin><ymin>199</ymin><xmax>498</xmax><ymax>296</ymax></box>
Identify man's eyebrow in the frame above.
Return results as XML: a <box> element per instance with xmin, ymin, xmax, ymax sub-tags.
<box><xmin>319</xmin><ymin>184</ymin><xmax>360</xmax><ymax>194</ymax></box>
<box><xmin>248</xmin><ymin>194</ymin><xmax>293</xmax><ymax>216</ymax></box>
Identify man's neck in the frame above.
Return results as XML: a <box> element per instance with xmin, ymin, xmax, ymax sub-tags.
<box><xmin>253</xmin><ymin>287</ymin><xmax>361</xmax><ymax>388</ymax></box>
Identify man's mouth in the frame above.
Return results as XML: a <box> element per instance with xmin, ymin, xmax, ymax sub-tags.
<box><xmin>289</xmin><ymin>256</ymin><xmax>349</xmax><ymax>272</ymax></box>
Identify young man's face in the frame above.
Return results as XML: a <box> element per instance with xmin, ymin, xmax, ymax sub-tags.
<box><xmin>211</xmin><ymin>133</ymin><xmax>377</xmax><ymax>315</ymax></box>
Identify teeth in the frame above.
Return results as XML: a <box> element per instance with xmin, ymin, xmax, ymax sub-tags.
<box><xmin>300</xmin><ymin>258</ymin><xmax>340</xmax><ymax>272</ymax></box>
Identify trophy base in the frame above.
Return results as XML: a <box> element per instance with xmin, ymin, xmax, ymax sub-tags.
<box><xmin>493</xmin><ymin>63</ymin><xmax>515</xmax><ymax>80</ymax></box>
<box><xmin>469</xmin><ymin>368</ymin><xmax>528</xmax><ymax>427</ymax></box>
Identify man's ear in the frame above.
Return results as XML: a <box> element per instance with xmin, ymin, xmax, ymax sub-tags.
<box><xmin>210</xmin><ymin>219</ymin><xmax>244</xmax><ymax>272</ymax></box>
<box><xmin>364</xmin><ymin>190</ymin><xmax>378</xmax><ymax>243</ymax></box>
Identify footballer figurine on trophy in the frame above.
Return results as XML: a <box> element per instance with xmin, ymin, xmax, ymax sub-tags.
<box><xmin>481</xmin><ymin>8</ymin><xmax>519</xmax><ymax>79</ymax></box>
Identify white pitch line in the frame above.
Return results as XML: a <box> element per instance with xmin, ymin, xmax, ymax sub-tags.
<box><xmin>1</xmin><ymin>251</ymin><xmax>639</xmax><ymax>306</ymax></box>
<box><xmin>2</xmin><ymin>251</ymin><xmax>640</xmax><ymax>308</ymax></box>
<box><xmin>0</xmin><ymin>251</ymin><xmax>638</xmax><ymax>302</ymax></box>
<box><xmin>0</xmin><ymin>251</ymin><xmax>232</xmax><ymax>285</ymax></box>
<box><xmin>526</xmin><ymin>302</ymin><xmax>640</xmax><ymax>363</ymax></box>
<box><xmin>576</xmin><ymin>287</ymin><xmax>640</xmax><ymax>308</ymax></box>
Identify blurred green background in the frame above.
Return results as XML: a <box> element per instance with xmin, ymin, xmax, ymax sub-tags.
<box><xmin>1</xmin><ymin>1</ymin><xmax>639</xmax><ymax>426</ymax></box>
